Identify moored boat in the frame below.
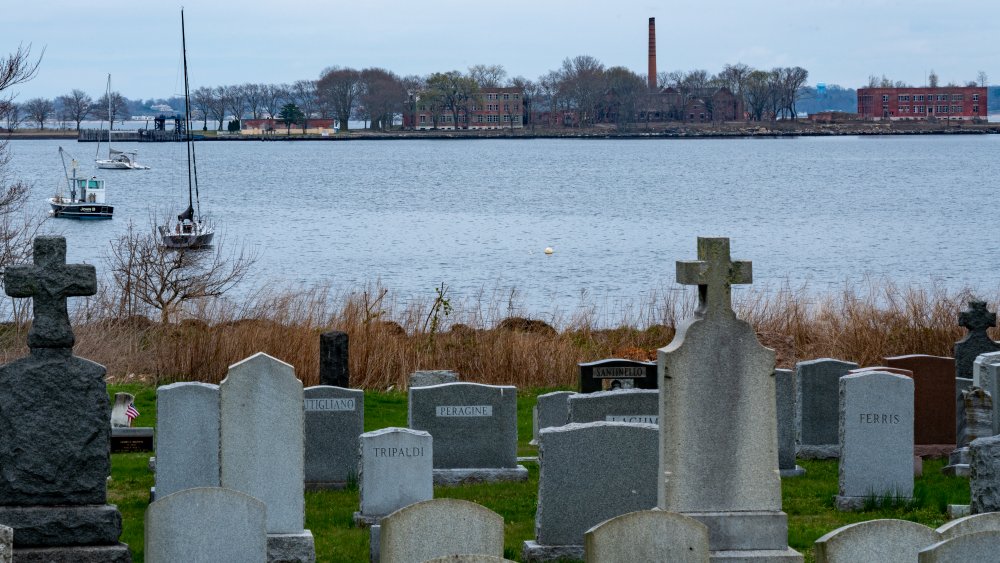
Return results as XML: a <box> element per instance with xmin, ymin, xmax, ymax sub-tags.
<box><xmin>50</xmin><ymin>147</ymin><xmax>113</xmax><ymax>220</ymax></box>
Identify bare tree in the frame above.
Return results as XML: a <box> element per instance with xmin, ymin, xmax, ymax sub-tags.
<box><xmin>223</xmin><ymin>84</ymin><xmax>247</xmax><ymax>126</ymax></box>
<box><xmin>262</xmin><ymin>83</ymin><xmax>289</xmax><ymax>120</ymax></box>
<box><xmin>557</xmin><ymin>55</ymin><xmax>606</xmax><ymax>127</ymax></box>
<box><xmin>22</xmin><ymin>97</ymin><xmax>53</xmax><ymax>129</ymax></box>
<box><xmin>208</xmin><ymin>86</ymin><xmax>228</xmax><ymax>130</ymax></box>
<box><xmin>507</xmin><ymin>75</ymin><xmax>536</xmax><ymax>130</ymax></box>
<box><xmin>191</xmin><ymin>86</ymin><xmax>214</xmax><ymax>130</ymax></box>
<box><xmin>468</xmin><ymin>64</ymin><xmax>507</xmax><ymax>88</ymax></box>
<box><xmin>56</xmin><ymin>89</ymin><xmax>92</xmax><ymax>131</ymax></box>
<box><xmin>0</xmin><ymin>44</ymin><xmax>42</xmax><ymax>119</ymax></box>
<box><xmin>604</xmin><ymin>66</ymin><xmax>645</xmax><ymax>130</ymax></box>
<box><xmin>742</xmin><ymin>70</ymin><xmax>774</xmax><ymax>121</ymax></box>
<box><xmin>928</xmin><ymin>70</ymin><xmax>939</xmax><ymax>88</ymax></box>
<box><xmin>977</xmin><ymin>71</ymin><xmax>989</xmax><ymax>87</ymax></box>
<box><xmin>2</xmin><ymin>102</ymin><xmax>21</xmax><ymax>130</ymax></box>
<box><xmin>243</xmin><ymin>83</ymin><xmax>265</xmax><ymax>120</ymax></box>
<box><xmin>290</xmin><ymin>80</ymin><xmax>318</xmax><ymax>132</ymax></box>
<box><xmin>774</xmin><ymin>66</ymin><xmax>809</xmax><ymax>120</ymax></box>
<box><xmin>94</xmin><ymin>91</ymin><xmax>130</xmax><ymax>126</ymax></box>
<box><xmin>425</xmin><ymin>71</ymin><xmax>479</xmax><ymax>129</ymax></box>
<box><xmin>360</xmin><ymin>68</ymin><xmax>405</xmax><ymax>131</ymax></box>
<box><xmin>105</xmin><ymin>220</ymin><xmax>258</xmax><ymax>324</ymax></box>
<box><xmin>317</xmin><ymin>68</ymin><xmax>363</xmax><ymax>131</ymax></box>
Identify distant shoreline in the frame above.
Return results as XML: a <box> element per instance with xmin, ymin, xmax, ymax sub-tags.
<box><xmin>5</xmin><ymin>121</ymin><xmax>1000</xmax><ymax>141</ymax></box>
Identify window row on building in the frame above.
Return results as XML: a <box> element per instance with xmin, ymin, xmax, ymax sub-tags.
<box><xmin>858</xmin><ymin>86</ymin><xmax>987</xmax><ymax>121</ymax></box>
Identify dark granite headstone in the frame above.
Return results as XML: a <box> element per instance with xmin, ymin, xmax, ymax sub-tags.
<box><xmin>885</xmin><ymin>354</ymin><xmax>956</xmax><ymax>445</ymax></box>
<box><xmin>0</xmin><ymin>237</ymin><xmax>130</xmax><ymax>561</ymax></box>
<box><xmin>578</xmin><ymin>358</ymin><xmax>657</xmax><ymax>393</ymax></box>
<box><xmin>319</xmin><ymin>331</ymin><xmax>349</xmax><ymax>387</ymax></box>
<box><xmin>955</xmin><ymin>301</ymin><xmax>1000</xmax><ymax>379</ymax></box>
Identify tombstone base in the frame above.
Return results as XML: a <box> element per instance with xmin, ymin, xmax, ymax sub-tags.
<box><xmin>266</xmin><ymin>530</ymin><xmax>315</xmax><ymax>563</ymax></box>
<box><xmin>432</xmin><ymin>466</ymin><xmax>529</xmax><ymax>486</ymax></box>
<box><xmin>779</xmin><ymin>466</ymin><xmax>806</xmax><ymax>478</ymax></box>
<box><xmin>685</xmin><ymin>511</ymin><xmax>792</xmax><ymax>551</ymax></box>
<box><xmin>709</xmin><ymin>548</ymin><xmax>803</xmax><ymax>562</ymax></box>
<box><xmin>941</xmin><ymin>464</ymin><xmax>971</xmax><ymax>477</ymax></box>
<box><xmin>304</xmin><ymin>481</ymin><xmax>348</xmax><ymax>491</ymax></box>
<box><xmin>835</xmin><ymin>495</ymin><xmax>913</xmax><ymax>511</ymax></box>
<box><xmin>948</xmin><ymin>504</ymin><xmax>971</xmax><ymax>519</ymax></box>
<box><xmin>795</xmin><ymin>444</ymin><xmax>839</xmax><ymax>459</ymax></box>
<box><xmin>353</xmin><ymin>511</ymin><xmax>380</xmax><ymax>528</ymax></box>
<box><xmin>110</xmin><ymin>427</ymin><xmax>154</xmax><ymax>453</ymax></box>
<box><xmin>12</xmin><ymin>543</ymin><xmax>131</xmax><ymax>562</ymax></box>
<box><xmin>914</xmin><ymin>444</ymin><xmax>954</xmax><ymax>458</ymax></box>
<box><xmin>369</xmin><ymin>525</ymin><xmax>380</xmax><ymax>563</ymax></box>
<box><xmin>0</xmin><ymin>504</ymin><xmax>122</xmax><ymax>547</ymax></box>
<box><xmin>520</xmin><ymin>540</ymin><xmax>582</xmax><ymax>562</ymax></box>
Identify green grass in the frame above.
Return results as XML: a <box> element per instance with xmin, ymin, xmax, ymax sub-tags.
<box><xmin>108</xmin><ymin>384</ymin><xmax>973</xmax><ymax>562</ymax></box>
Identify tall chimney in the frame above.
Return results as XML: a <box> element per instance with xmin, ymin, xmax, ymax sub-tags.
<box><xmin>648</xmin><ymin>17</ymin><xmax>657</xmax><ymax>90</ymax></box>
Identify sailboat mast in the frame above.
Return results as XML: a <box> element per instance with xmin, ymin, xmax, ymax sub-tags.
<box><xmin>106</xmin><ymin>75</ymin><xmax>113</xmax><ymax>157</ymax></box>
<box><xmin>181</xmin><ymin>9</ymin><xmax>194</xmax><ymax>215</ymax></box>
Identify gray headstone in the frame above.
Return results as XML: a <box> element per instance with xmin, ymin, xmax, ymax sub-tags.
<box><xmin>970</xmin><ymin>434</ymin><xmax>1000</xmax><ymax>513</ymax></box>
<box><xmin>0</xmin><ymin>236</ymin><xmax>130</xmax><ymax>560</ymax></box>
<box><xmin>526</xmin><ymin>422</ymin><xmax>657</xmax><ymax>558</ymax></box>
<box><xmin>304</xmin><ymin>386</ymin><xmax>364</xmax><ymax>487</ymax></box>
<box><xmin>145</xmin><ymin>487</ymin><xmax>267</xmax><ymax>563</ymax></box>
<box><xmin>567</xmin><ymin>389</ymin><xmax>658</xmax><ymax>424</ymax></box>
<box><xmin>918</xmin><ymin>531</ymin><xmax>1000</xmax><ymax>562</ymax></box>
<box><xmin>775</xmin><ymin>368</ymin><xmax>803</xmax><ymax>476</ymax></box>
<box><xmin>955</xmin><ymin>301</ymin><xmax>1000</xmax><ymax>379</ymax></box>
<box><xmin>956</xmin><ymin>376</ymin><xmax>974</xmax><ymax>445</ymax></box>
<box><xmin>973</xmin><ymin>352</ymin><xmax>1000</xmax><ymax>435</ymax></box>
<box><xmin>379</xmin><ymin>499</ymin><xmax>504</xmax><ymax>563</ymax></box>
<box><xmin>408</xmin><ymin>382</ymin><xmax>517</xmax><ymax>469</ymax></box>
<box><xmin>357</xmin><ymin>427</ymin><xmax>433</xmax><ymax>521</ymax></box>
<box><xmin>220</xmin><ymin>353</ymin><xmax>306</xmax><ymax>534</ymax></box>
<box><xmin>813</xmin><ymin>519</ymin><xmax>938</xmax><ymax>563</ymax></box>
<box><xmin>944</xmin><ymin>387</ymin><xmax>993</xmax><ymax>476</ymax></box>
<box><xmin>533</xmin><ymin>391</ymin><xmax>575</xmax><ymax>443</ymax></box>
<box><xmin>836</xmin><ymin>371</ymin><xmax>914</xmax><ymax>510</ymax></box>
<box><xmin>409</xmin><ymin>370</ymin><xmax>459</xmax><ymax>387</ymax></box>
<box><xmin>936</xmin><ymin>512</ymin><xmax>1000</xmax><ymax>540</ymax></box>
<box><xmin>154</xmin><ymin>382</ymin><xmax>220</xmax><ymax>499</ymax></box>
<box><xmin>319</xmin><ymin>331</ymin><xmax>349</xmax><ymax>387</ymax></box>
<box><xmin>796</xmin><ymin>358</ymin><xmax>859</xmax><ymax>458</ymax></box>
<box><xmin>583</xmin><ymin>510</ymin><xmax>709</xmax><ymax>563</ymax></box>
<box><xmin>657</xmin><ymin>238</ymin><xmax>800</xmax><ymax>559</ymax></box>
<box><xmin>110</xmin><ymin>392</ymin><xmax>136</xmax><ymax>428</ymax></box>
<box><xmin>0</xmin><ymin>525</ymin><xmax>9</xmax><ymax>563</ymax></box>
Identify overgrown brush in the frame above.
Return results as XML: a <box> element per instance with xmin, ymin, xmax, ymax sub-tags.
<box><xmin>0</xmin><ymin>279</ymin><xmax>992</xmax><ymax>389</ymax></box>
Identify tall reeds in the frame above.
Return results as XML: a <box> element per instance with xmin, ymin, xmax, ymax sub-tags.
<box><xmin>0</xmin><ymin>279</ymin><xmax>992</xmax><ymax>390</ymax></box>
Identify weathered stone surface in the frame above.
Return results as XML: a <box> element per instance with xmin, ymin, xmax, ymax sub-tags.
<box><xmin>0</xmin><ymin>350</ymin><xmax>110</xmax><ymax>505</ymax></box>
<box><xmin>775</xmin><ymin>368</ymin><xmax>803</xmax><ymax>476</ymax></box>
<box><xmin>220</xmin><ymin>353</ymin><xmax>307</xmax><ymax>535</ymax></box>
<box><xmin>534</xmin><ymin>391</ymin><xmax>574</xmax><ymax>438</ymax></box>
<box><xmin>583</xmin><ymin>510</ymin><xmax>709</xmax><ymax>563</ymax></box>
<box><xmin>658</xmin><ymin>238</ymin><xmax>800</xmax><ymax>561</ymax></box>
<box><xmin>379</xmin><ymin>499</ymin><xmax>504</xmax><ymax>563</ymax></box>
<box><xmin>318</xmin><ymin>330</ymin><xmax>349</xmax><ymax>387</ymax></box>
<box><xmin>944</xmin><ymin>387</ymin><xmax>993</xmax><ymax>476</ymax></box>
<box><xmin>955</xmin><ymin>301</ymin><xmax>1000</xmax><ymax>379</ymax></box>
<box><xmin>154</xmin><ymin>382</ymin><xmax>220</xmax><ymax>499</ymax></box>
<box><xmin>885</xmin><ymin>354</ymin><xmax>956</xmax><ymax>445</ymax></box>
<box><xmin>358</xmin><ymin>427</ymin><xmax>433</xmax><ymax>521</ymax></box>
<box><xmin>970</xmin><ymin>435</ymin><xmax>1000</xmax><ymax>514</ymax></box>
<box><xmin>266</xmin><ymin>531</ymin><xmax>315</xmax><ymax>563</ymax></box>
<box><xmin>423</xmin><ymin>555</ymin><xmax>514</xmax><ymax>563</ymax></box>
<box><xmin>578</xmin><ymin>358</ymin><xmax>657</xmax><ymax>393</ymax></box>
<box><xmin>145</xmin><ymin>487</ymin><xmax>266</xmax><ymax>563</ymax></box>
<box><xmin>813</xmin><ymin>519</ymin><xmax>937</xmax><ymax>563</ymax></box>
<box><xmin>432</xmin><ymin>467</ymin><xmax>528</xmax><ymax>486</ymax></box>
<box><xmin>409</xmin><ymin>370</ymin><xmax>459</xmax><ymax>387</ymax></box>
<box><xmin>110</xmin><ymin>393</ymin><xmax>136</xmax><ymax>428</ymax></box>
<box><xmin>408</xmin><ymin>382</ymin><xmax>518</xmax><ymax>469</ymax></box>
<box><xmin>0</xmin><ymin>505</ymin><xmax>122</xmax><ymax>547</ymax></box>
<box><xmin>0</xmin><ymin>525</ymin><xmax>9</xmax><ymax>563</ymax></box>
<box><xmin>567</xmin><ymin>389</ymin><xmax>658</xmax><ymax>424</ymax></box>
<box><xmin>836</xmin><ymin>371</ymin><xmax>914</xmax><ymax>510</ymax></box>
<box><xmin>918</xmin><ymin>531</ymin><xmax>1000</xmax><ymax>562</ymax></box>
<box><xmin>973</xmin><ymin>352</ymin><xmax>1000</xmax><ymax>436</ymax></box>
<box><xmin>936</xmin><ymin>512</ymin><xmax>1000</xmax><ymax>539</ymax></box>
<box><xmin>303</xmin><ymin>386</ymin><xmax>363</xmax><ymax>486</ymax></box>
<box><xmin>534</xmin><ymin>422</ymin><xmax>657</xmax><ymax>547</ymax></box>
<box><xmin>796</xmin><ymin>358</ymin><xmax>859</xmax><ymax>458</ymax></box>
<box><xmin>12</xmin><ymin>544</ymin><xmax>130</xmax><ymax>562</ymax></box>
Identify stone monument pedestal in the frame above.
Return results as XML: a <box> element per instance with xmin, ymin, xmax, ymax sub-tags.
<box><xmin>942</xmin><ymin>447</ymin><xmax>972</xmax><ymax>477</ymax></box>
<box><xmin>686</xmin><ymin>511</ymin><xmax>803</xmax><ymax>561</ymax></box>
<box><xmin>779</xmin><ymin>466</ymin><xmax>806</xmax><ymax>478</ymax></box>
<box><xmin>521</xmin><ymin>540</ymin><xmax>583</xmax><ymax>562</ymax></box>
<box><xmin>432</xmin><ymin>466</ymin><xmax>529</xmax><ymax>486</ymax></box>
<box><xmin>267</xmin><ymin>531</ymin><xmax>315</xmax><ymax>563</ymax></box>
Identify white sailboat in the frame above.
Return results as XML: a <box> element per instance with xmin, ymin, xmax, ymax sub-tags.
<box><xmin>157</xmin><ymin>9</ymin><xmax>213</xmax><ymax>249</ymax></box>
<box><xmin>96</xmin><ymin>74</ymin><xmax>150</xmax><ymax>170</ymax></box>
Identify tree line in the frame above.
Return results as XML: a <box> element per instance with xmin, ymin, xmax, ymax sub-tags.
<box><xmin>3</xmin><ymin>59</ymin><xmax>995</xmax><ymax>133</ymax></box>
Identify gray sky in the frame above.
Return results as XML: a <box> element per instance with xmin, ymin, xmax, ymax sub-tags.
<box><xmin>6</xmin><ymin>0</ymin><xmax>998</xmax><ymax>101</ymax></box>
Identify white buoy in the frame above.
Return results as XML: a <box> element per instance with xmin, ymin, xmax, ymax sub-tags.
<box><xmin>544</xmin><ymin>247</ymin><xmax>554</xmax><ymax>255</ymax></box>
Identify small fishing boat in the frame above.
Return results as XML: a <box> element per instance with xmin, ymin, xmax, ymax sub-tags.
<box><xmin>50</xmin><ymin>147</ymin><xmax>114</xmax><ymax>220</ymax></box>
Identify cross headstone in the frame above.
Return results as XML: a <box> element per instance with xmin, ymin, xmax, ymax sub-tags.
<box><xmin>0</xmin><ymin>236</ymin><xmax>130</xmax><ymax>560</ymax></box>
<box><xmin>955</xmin><ymin>301</ymin><xmax>1000</xmax><ymax>379</ymax></box>
<box><xmin>658</xmin><ymin>237</ymin><xmax>801</xmax><ymax>560</ymax></box>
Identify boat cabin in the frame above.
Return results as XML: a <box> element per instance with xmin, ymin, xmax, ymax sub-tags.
<box><xmin>73</xmin><ymin>177</ymin><xmax>107</xmax><ymax>204</ymax></box>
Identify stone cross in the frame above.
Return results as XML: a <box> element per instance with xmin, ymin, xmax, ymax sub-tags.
<box><xmin>3</xmin><ymin>237</ymin><xmax>96</xmax><ymax>349</ymax></box>
<box><xmin>675</xmin><ymin>237</ymin><xmax>751</xmax><ymax>315</ymax></box>
<box><xmin>961</xmin><ymin>301</ymin><xmax>997</xmax><ymax>334</ymax></box>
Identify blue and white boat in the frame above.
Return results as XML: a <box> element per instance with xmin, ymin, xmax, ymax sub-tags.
<box><xmin>49</xmin><ymin>147</ymin><xmax>114</xmax><ymax>220</ymax></box>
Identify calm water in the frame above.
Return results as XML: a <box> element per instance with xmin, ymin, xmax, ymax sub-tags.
<box><xmin>7</xmin><ymin>135</ymin><xmax>1000</xmax><ymax>320</ymax></box>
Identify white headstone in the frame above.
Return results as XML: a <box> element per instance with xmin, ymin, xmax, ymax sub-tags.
<box><xmin>379</xmin><ymin>499</ymin><xmax>504</xmax><ymax>563</ymax></box>
<box><xmin>973</xmin><ymin>351</ymin><xmax>1000</xmax><ymax>435</ymax></box>
<box><xmin>357</xmin><ymin>427</ymin><xmax>433</xmax><ymax>523</ymax></box>
<box><xmin>584</xmin><ymin>510</ymin><xmax>709</xmax><ymax>563</ymax></box>
<box><xmin>154</xmin><ymin>382</ymin><xmax>220</xmax><ymax>498</ymax></box>
<box><xmin>110</xmin><ymin>392</ymin><xmax>136</xmax><ymax>428</ymax></box>
<box><xmin>813</xmin><ymin>519</ymin><xmax>937</xmax><ymax>562</ymax></box>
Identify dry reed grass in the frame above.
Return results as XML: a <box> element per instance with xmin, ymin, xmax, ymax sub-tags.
<box><xmin>0</xmin><ymin>279</ymin><xmax>993</xmax><ymax>389</ymax></box>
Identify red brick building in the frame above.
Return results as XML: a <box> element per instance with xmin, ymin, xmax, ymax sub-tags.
<box><xmin>404</xmin><ymin>87</ymin><xmax>524</xmax><ymax>130</ymax></box>
<box><xmin>857</xmin><ymin>86</ymin><xmax>987</xmax><ymax>121</ymax></box>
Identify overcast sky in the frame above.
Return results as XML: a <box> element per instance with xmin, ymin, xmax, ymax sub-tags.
<box><xmin>6</xmin><ymin>0</ymin><xmax>998</xmax><ymax>101</ymax></box>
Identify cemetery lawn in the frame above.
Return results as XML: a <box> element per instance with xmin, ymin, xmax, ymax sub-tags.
<box><xmin>108</xmin><ymin>385</ymin><xmax>972</xmax><ymax>562</ymax></box>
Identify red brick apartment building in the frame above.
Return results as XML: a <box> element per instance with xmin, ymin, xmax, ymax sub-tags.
<box><xmin>857</xmin><ymin>86</ymin><xmax>987</xmax><ymax>121</ymax></box>
<box><xmin>404</xmin><ymin>87</ymin><xmax>524</xmax><ymax>130</ymax></box>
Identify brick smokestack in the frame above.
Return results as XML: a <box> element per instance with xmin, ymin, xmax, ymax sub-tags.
<box><xmin>648</xmin><ymin>17</ymin><xmax>657</xmax><ymax>90</ymax></box>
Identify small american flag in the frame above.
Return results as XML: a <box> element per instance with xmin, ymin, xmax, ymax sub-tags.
<box><xmin>125</xmin><ymin>403</ymin><xmax>139</xmax><ymax>423</ymax></box>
